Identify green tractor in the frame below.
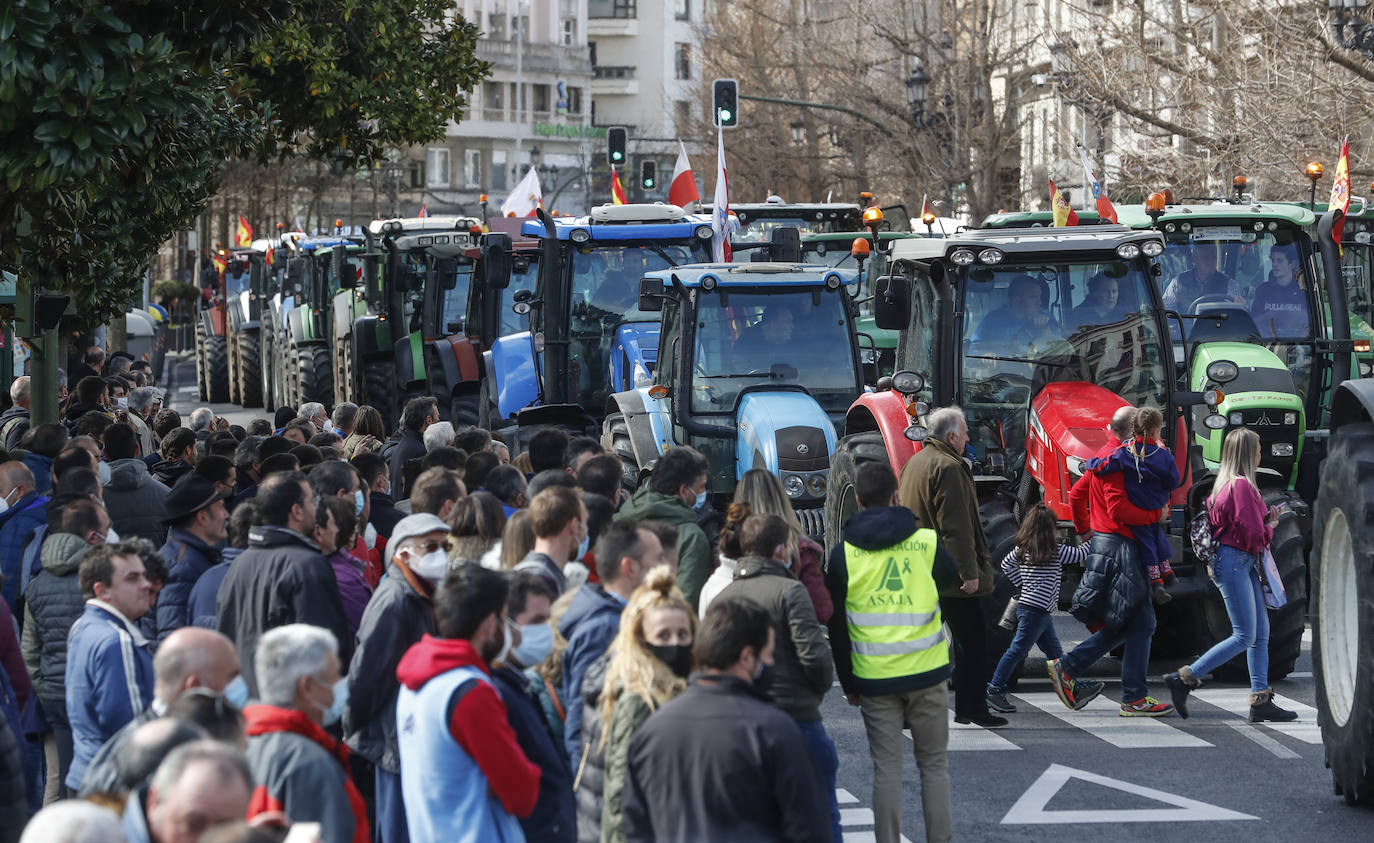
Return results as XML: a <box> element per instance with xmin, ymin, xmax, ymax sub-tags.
<box><xmin>276</xmin><ymin>234</ymin><xmax>366</xmax><ymax>411</ymax></box>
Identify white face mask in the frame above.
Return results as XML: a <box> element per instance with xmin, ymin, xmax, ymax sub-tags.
<box><xmin>97</xmin><ymin>461</ymin><xmax>111</xmax><ymax>485</ymax></box>
<box><xmin>104</xmin><ymin>526</ymin><xmax>121</xmax><ymax>545</ymax></box>
<box><xmin>409</xmin><ymin>549</ymin><xmax>449</xmax><ymax>582</ymax></box>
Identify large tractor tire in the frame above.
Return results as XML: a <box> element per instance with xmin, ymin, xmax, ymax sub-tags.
<box><xmin>259</xmin><ymin>332</ymin><xmax>275</xmax><ymax>414</ymax></box>
<box><xmin>603</xmin><ymin>412</ymin><xmax>642</xmax><ymax>493</ymax></box>
<box><xmin>451</xmin><ymin>388</ymin><xmax>481</xmax><ymax>429</ymax></box>
<box><xmin>237</xmin><ymin>331</ymin><xmax>263</xmax><ymax>408</ymax></box>
<box><xmin>1312</xmin><ymin>422</ymin><xmax>1374</xmax><ymax>805</ymax></box>
<box><xmin>978</xmin><ymin>498</ymin><xmax>1023</xmax><ymax>686</ymax></box>
<box><xmin>227</xmin><ymin>334</ymin><xmax>241</xmax><ymax>406</ymax></box>
<box><xmin>206</xmin><ymin>335</ymin><xmax>230</xmax><ymax>404</ymax></box>
<box><xmin>194</xmin><ymin>324</ymin><xmax>209</xmax><ymax>401</ymax></box>
<box><xmin>296</xmin><ymin>345</ymin><xmax>333</xmax><ymax>408</ymax></box>
<box><xmin>362</xmin><ymin>360</ymin><xmax>397</xmax><ymax>434</ymax></box>
<box><xmin>822</xmin><ymin>432</ymin><xmax>891</xmax><ymax>553</ymax></box>
<box><xmin>1204</xmin><ymin>490</ymin><xmax>1307</xmax><ymax>684</ymax></box>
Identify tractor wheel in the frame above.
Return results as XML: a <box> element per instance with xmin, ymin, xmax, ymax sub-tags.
<box><xmin>194</xmin><ymin>323</ymin><xmax>209</xmax><ymax>401</ymax></box>
<box><xmin>259</xmin><ymin>332</ymin><xmax>275</xmax><ymax>413</ymax></box>
<box><xmin>451</xmin><ymin>387</ymin><xmax>481</xmax><ymax>428</ymax></box>
<box><xmin>206</xmin><ymin>336</ymin><xmax>230</xmax><ymax>404</ymax></box>
<box><xmin>237</xmin><ymin>331</ymin><xmax>263</xmax><ymax>408</ymax></box>
<box><xmin>1312</xmin><ymin>423</ymin><xmax>1374</xmax><ymax>805</ymax></box>
<box><xmin>227</xmin><ymin>333</ymin><xmax>241</xmax><ymax>405</ymax></box>
<box><xmin>979</xmin><ymin>499</ymin><xmax>1023</xmax><ymax>687</ymax></box>
<box><xmin>362</xmin><ymin>360</ymin><xmax>397</xmax><ymax>434</ymax></box>
<box><xmin>296</xmin><ymin>345</ymin><xmax>333</xmax><ymax>408</ymax></box>
<box><xmin>1205</xmin><ymin>490</ymin><xmax>1307</xmax><ymax>683</ymax></box>
<box><xmin>478</xmin><ymin>377</ymin><xmax>499</xmax><ymax>431</ymax></box>
<box><xmin>603</xmin><ymin>412</ymin><xmax>641</xmax><ymax>493</ymax></box>
<box><xmin>822</xmin><ymin>431</ymin><xmax>890</xmax><ymax>554</ymax></box>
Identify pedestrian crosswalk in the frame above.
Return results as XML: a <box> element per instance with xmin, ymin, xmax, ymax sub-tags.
<box><xmin>836</xmin><ymin>788</ymin><xmax>913</xmax><ymax>843</ymax></box>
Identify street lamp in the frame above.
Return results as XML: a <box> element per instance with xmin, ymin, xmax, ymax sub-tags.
<box><xmin>1329</xmin><ymin>0</ymin><xmax>1374</xmax><ymax>60</ymax></box>
<box><xmin>1306</xmin><ymin>161</ymin><xmax>1325</xmax><ymax>210</ymax></box>
<box><xmin>790</xmin><ymin>119</ymin><xmax>806</xmax><ymax>145</ymax></box>
<box><xmin>905</xmin><ymin>66</ymin><xmax>929</xmax><ymax>126</ymax></box>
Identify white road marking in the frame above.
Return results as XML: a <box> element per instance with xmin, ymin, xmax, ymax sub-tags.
<box><xmin>839</xmin><ymin>807</ymin><xmax>874</xmax><ymax>825</ymax></box>
<box><xmin>906</xmin><ymin>711</ymin><xmax>1020</xmax><ymax>751</ymax></box>
<box><xmin>1225</xmin><ymin>721</ymin><xmax>1301</xmax><ymax>759</ymax></box>
<box><xmin>1001</xmin><ymin>763</ymin><xmax>1258</xmax><ymax>824</ymax></box>
<box><xmin>835</xmin><ymin>788</ymin><xmax>858</xmax><ymax>805</ymax></box>
<box><xmin>1190</xmin><ymin>688</ymin><xmax>1321</xmax><ymax>744</ymax></box>
<box><xmin>1015</xmin><ymin>692</ymin><xmax>1212</xmax><ymax>749</ymax></box>
<box><xmin>1287</xmin><ymin>671</ymin><xmax>1312</xmax><ymax>678</ymax></box>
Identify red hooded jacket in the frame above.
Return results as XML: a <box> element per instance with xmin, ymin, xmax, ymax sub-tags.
<box><xmin>1069</xmin><ymin>437</ymin><xmax>1163</xmax><ymax>537</ymax></box>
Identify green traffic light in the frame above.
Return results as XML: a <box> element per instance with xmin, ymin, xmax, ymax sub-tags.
<box><xmin>719</xmin><ymin>108</ymin><xmax>732</xmax><ymax>122</ymax></box>
<box><xmin>612</xmin><ymin>152</ymin><xmax>623</xmax><ymax>161</ymax></box>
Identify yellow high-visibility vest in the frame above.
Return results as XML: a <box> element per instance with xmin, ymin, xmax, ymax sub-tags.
<box><xmin>843</xmin><ymin>528</ymin><xmax>950</xmax><ymax>680</ymax></box>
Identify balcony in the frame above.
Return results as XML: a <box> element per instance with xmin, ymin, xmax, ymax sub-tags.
<box><xmin>476</xmin><ymin>39</ymin><xmax>593</xmax><ymax>76</ymax></box>
<box><xmin>587</xmin><ymin>18</ymin><xmax>638</xmax><ymax>37</ymax></box>
<box><xmin>591</xmin><ymin>65</ymin><xmax>638</xmax><ymax>96</ymax></box>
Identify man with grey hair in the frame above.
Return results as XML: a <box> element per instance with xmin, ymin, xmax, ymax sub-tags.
<box><xmin>897</xmin><ymin>406</ymin><xmax>1006</xmax><ymax>728</ymax></box>
<box><xmin>2</xmin><ymin>375</ymin><xmax>31</xmax><ymax>450</ymax></box>
<box><xmin>332</xmin><ymin>401</ymin><xmax>359</xmax><ymax>438</ymax></box>
<box><xmin>245</xmin><ymin>624</ymin><xmax>369</xmax><ymax>841</ymax></box>
<box><xmin>123</xmin><ymin>739</ymin><xmax>253</xmax><ymax>843</ymax></box>
<box><xmin>188</xmin><ymin>408</ymin><xmax>214</xmax><ymax>458</ymax></box>
<box><xmin>298</xmin><ymin>401</ymin><xmax>329</xmax><ymax>435</ymax></box>
<box><xmin>126</xmin><ymin>387</ymin><xmax>159</xmax><ymax>456</ymax></box>
<box><xmin>422</xmin><ymin>419</ymin><xmax>456</xmax><ymax>453</ymax></box>
<box><xmin>18</xmin><ymin>799</ymin><xmax>123</xmax><ymax>843</ymax></box>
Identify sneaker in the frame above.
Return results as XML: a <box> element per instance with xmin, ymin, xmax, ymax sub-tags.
<box><xmin>1121</xmin><ymin>696</ymin><xmax>1175</xmax><ymax>717</ymax></box>
<box><xmin>953</xmin><ymin>711</ymin><xmax>1010</xmax><ymax>728</ymax></box>
<box><xmin>986</xmin><ymin>688</ymin><xmax>1017</xmax><ymax>714</ymax></box>
<box><xmin>1046</xmin><ymin>659</ymin><xmax>1104</xmax><ymax>710</ymax></box>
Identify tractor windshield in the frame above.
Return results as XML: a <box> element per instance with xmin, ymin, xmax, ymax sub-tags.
<box><xmin>739</xmin><ymin>216</ymin><xmax>830</xmax><ymax>239</ymax></box>
<box><xmin>436</xmin><ymin>263</ymin><xmax>474</xmax><ymax>335</ymax></box>
<box><xmin>497</xmin><ymin>255</ymin><xmax>539</xmax><ymax>337</ymax></box>
<box><xmin>225</xmin><ymin>266</ymin><xmax>251</xmax><ymax>298</ymax></box>
<box><xmin>690</xmin><ymin>288</ymin><xmax>859</xmax><ymax>415</ymax></box>
<box><xmin>1339</xmin><ymin>241</ymin><xmax>1374</xmax><ymax>342</ymax></box>
<box><xmin>563</xmin><ymin>239</ymin><xmax>711</xmax><ymax>413</ymax></box>
<box><xmin>960</xmin><ymin>259</ymin><xmax>1169</xmax><ymax>470</ymax></box>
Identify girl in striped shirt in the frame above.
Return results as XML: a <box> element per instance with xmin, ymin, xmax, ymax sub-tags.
<box><xmin>985</xmin><ymin>504</ymin><xmax>1090</xmax><ymax>714</ymax></box>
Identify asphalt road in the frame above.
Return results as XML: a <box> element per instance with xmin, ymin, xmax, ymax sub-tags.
<box><xmin>168</xmin><ymin>351</ymin><xmax>1369</xmax><ymax>840</ymax></box>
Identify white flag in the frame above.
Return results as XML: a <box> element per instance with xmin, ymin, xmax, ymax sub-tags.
<box><xmin>710</xmin><ymin>124</ymin><xmax>733</xmax><ymax>262</ymax></box>
<box><xmin>669</xmin><ymin>140</ymin><xmax>700</xmax><ymax>209</ymax></box>
<box><xmin>501</xmin><ymin>166</ymin><xmax>543</xmax><ymax>218</ymax></box>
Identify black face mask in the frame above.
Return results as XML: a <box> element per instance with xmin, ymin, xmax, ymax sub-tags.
<box><xmin>648</xmin><ymin>643</ymin><xmax>693</xmax><ymax>678</ymax></box>
<box><xmin>753</xmin><ymin>661</ymin><xmax>775</xmax><ymax>693</ymax></box>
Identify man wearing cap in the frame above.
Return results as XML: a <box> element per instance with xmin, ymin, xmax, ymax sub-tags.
<box><xmin>344</xmin><ymin>512</ymin><xmax>450</xmax><ymax>843</ymax></box>
<box><xmin>154</xmin><ymin>475</ymin><xmax>229</xmax><ymax>644</ymax></box>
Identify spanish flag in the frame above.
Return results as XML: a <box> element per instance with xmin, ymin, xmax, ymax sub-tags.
<box><xmin>1050</xmin><ymin>179</ymin><xmax>1079</xmax><ymax>227</ymax></box>
<box><xmin>235</xmin><ymin>216</ymin><xmax>253</xmax><ymax>248</ymax></box>
<box><xmin>611</xmin><ymin>165</ymin><xmax>628</xmax><ymax>205</ymax></box>
<box><xmin>1330</xmin><ymin>137</ymin><xmax>1351</xmax><ymax>249</ymax></box>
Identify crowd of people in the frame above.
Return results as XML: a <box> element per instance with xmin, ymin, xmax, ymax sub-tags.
<box><xmin>0</xmin><ymin>346</ymin><xmax>1297</xmax><ymax>843</ymax></box>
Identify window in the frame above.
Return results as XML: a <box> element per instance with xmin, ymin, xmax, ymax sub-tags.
<box><xmin>510</xmin><ymin>82</ymin><xmax>523</xmax><ymax>120</ymax></box>
<box><xmin>532</xmin><ymin>84</ymin><xmax>551</xmax><ymax>115</ymax></box>
<box><xmin>487</xmin><ymin>12</ymin><xmax>507</xmax><ymax>40</ymax></box>
<box><xmin>589</xmin><ymin>0</ymin><xmax>636</xmax><ymax>19</ymax></box>
<box><xmin>562</xmin><ymin>17</ymin><xmax>577</xmax><ymax>45</ymax></box>
<box><xmin>674</xmin><ymin>43</ymin><xmax>691</xmax><ymax>80</ymax></box>
<box><xmin>406</xmin><ymin>160</ymin><xmax>424</xmax><ymax>190</ymax></box>
<box><xmin>674</xmin><ymin>100</ymin><xmax>690</xmax><ymax>130</ymax></box>
<box><xmin>483</xmin><ymin>83</ymin><xmax>504</xmax><ymax>121</ymax></box>
<box><xmin>492</xmin><ymin>150</ymin><xmax>508</xmax><ymax>191</ymax></box>
<box><xmin>566</xmin><ymin>86</ymin><xmax>583</xmax><ymax>114</ymax></box>
<box><xmin>426</xmin><ymin>148</ymin><xmax>450</xmax><ymax>188</ymax></box>
<box><xmin>589</xmin><ymin>41</ymin><xmax>597</xmax><ymax>65</ymax></box>
<box><xmin>675</xmin><ymin>0</ymin><xmax>690</xmax><ymax>20</ymax></box>
<box><xmin>464</xmin><ymin>149</ymin><xmax>482</xmax><ymax>189</ymax></box>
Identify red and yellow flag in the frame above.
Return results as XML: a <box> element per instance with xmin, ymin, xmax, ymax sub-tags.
<box><xmin>611</xmin><ymin>165</ymin><xmax>628</xmax><ymax>205</ymax></box>
<box><xmin>235</xmin><ymin>215</ymin><xmax>253</xmax><ymax>247</ymax></box>
<box><xmin>1330</xmin><ymin>137</ymin><xmax>1351</xmax><ymax>249</ymax></box>
<box><xmin>1050</xmin><ymin>179</ymin><xmax>1079</xmax><ymax>227</ymax></box>
<box><xmin>211</xmin><ymin>248</ymin><xmax>228</xmax><ymax>275</ymax></box>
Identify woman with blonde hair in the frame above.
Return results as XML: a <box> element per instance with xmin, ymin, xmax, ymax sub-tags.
<box><xmin>499</xmin><ymin>509</ymin><xmax>536</xmax><ymax>570</ymax></box>
<box><xmin>575</xmin><ymin>566</ymin><xmax>696</xmax><ymax>843</ymax></box>
<box><xmin>1164</xmin><ymin>427</ymin><xmax>1296</xmax><ymax>722</ymax></box>
<box><xmin>733</xmin><ymin>469</ymin><xmax>834</xmax><ymax>623</ymax></box>
<box><xmin>341</xmin><ymin>405</ymin><xmax>386</xmax><ymax>459</ymax></box>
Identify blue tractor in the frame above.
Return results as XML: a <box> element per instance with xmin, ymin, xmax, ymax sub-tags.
<box><xmin>602</xmin><ymin>262</ymin><xmax>865</xmax><ymax>535</ymax></box>
<box><xmin>482</xmin><ymin>204</ymin><xmax>714</xmax><ymax>450</ymax></box>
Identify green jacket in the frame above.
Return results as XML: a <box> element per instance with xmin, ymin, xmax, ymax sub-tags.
<box><xmin>614</xmin><ymin>488</ymin><xmax>712</xmax><ymax>609</ymax></box>
<box><xmin>897</xmin><ymin>438</ymin><xmax>994</xmax><ymax>597</ymax></box>
<box><xmin>600</xmin><ymin>687</ymin><xmax>654</xmax><ymax>843</ymax></box>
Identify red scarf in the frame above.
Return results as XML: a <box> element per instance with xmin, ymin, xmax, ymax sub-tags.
<box><xmin>243</xmin><ymin>705</ymin><xmax>370</xmax><ymax>843</ymax></box>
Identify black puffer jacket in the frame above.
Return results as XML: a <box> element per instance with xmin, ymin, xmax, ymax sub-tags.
<box><xmin>574</xmin><ymin>651</ymin><xmax>611</xmax><ymax>843</ymax></box>
<box><xmin>215</xmin><ymin>525</ymin><xmax>354</xmax><ymax>695</ymax></box>
<box><xmin>1070</xmin><ymin>533</ymin><xmax>1147</xmax><ymax>632</ymax></box>
<box><xmin>20</xmin><ymin>532</ymin><xmax>91</xmax><ymax>701</ymax></box>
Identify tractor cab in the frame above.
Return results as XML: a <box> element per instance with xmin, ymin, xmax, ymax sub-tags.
<box><xmin>604</xmin><ymin>262</ymin><xmax>864</xmax><ymax>535</ymax></box>
<box><xmin>278</xmin><ymin>233</ymin><xmax>363</xmax><ymax>408</ymax></box>
<box><xmin>710</xmin><ymin>201</ymin><xmax>864</xmax><ymax>243</ymax></box>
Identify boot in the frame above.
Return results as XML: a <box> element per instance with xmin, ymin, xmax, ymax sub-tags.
<box><xmin>1163</xmin><ymin>665</ymin><xmax>1200</xmax><ymax>719</ymax></box>
<box><xmin>1151</xmin><ymin>582</ymin><xmax>1173</xmax><ymax>605</ymax></box>
<box><xmin>1249</xmin><ymin>689</ymin><xmax>1298</xmax><ymax>723</ymax></box>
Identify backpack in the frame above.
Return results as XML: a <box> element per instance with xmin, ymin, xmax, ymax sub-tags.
<box><xmin>1189</xmin><ymin>499</ymin><xmax>1218</xmax><ymax>564</ymax></box>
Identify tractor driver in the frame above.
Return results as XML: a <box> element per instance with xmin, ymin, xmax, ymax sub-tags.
<box><xmin>1249</xmin><ymin>249</ymin><xmax>1310</xmax><ymax>339</ymax></box>
<box><xmin>585</xmin><ymin>250</ymin><xmax>648</xmax><ymax>319</ymax></box>
<box><xmin>1161</xmin><ymin>241</ymin><xmax>1243</xmax><ymax>312</ymax></box>
<box><xmin>971</xmin><ymin>274</ymin><xmax>1062</xmax><ymax>354</ymax></box>
<box><xmin>1072</xmin><ymin>273</ymin><xmax>1130</xmax><ymax>330</ymax></box>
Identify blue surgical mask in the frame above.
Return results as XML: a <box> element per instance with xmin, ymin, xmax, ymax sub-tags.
<box><xmin>97</xmin><ymin>461</ymin><xmax>111</xmax><ymax>485</ymax></box>
<box><xmin>513</xmin><ymin>622</ymin><xmax>554</xmax><ymax>668</ymax></box>
<box><xmin>315</xmin><ymin>676</ymin><xmax>349</xmax><ymax>727</ymax></box>
<box><xmin>223</xmin><ymin>675</ymin><xmax>250</xmax><ymax>709</ymax></box>
<box><xmin>694</xmin><ymin>490</ymin><xmax>707</xmax><ymax>511</ymax></box>
<box><xmin>353</xmin><ymin>489</ymin><xmax>365</xmax><ymax>517</ymax></box>
<box><xmin>576</xmin><ymin>533</ymin><xmax>590</xmax><ymax>560</ymax></box>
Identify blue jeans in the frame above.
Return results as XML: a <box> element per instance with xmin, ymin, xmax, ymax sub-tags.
<box><xmin>1190</xmin><ymin>545</ymin><xmax>1269</xmax><ymax>691</ymax></box>
<box><xmin>374</xmin><ymin>767</ymin><xmax>411</xmax><ymax>842</ymax></box>
<box><xmin>1061</xmin><ymin>599</ymin><xmax>1156</xmax><ymax>703</ymax></box>
<box><xmin>988</xmin><ymin>606</ymin><xmax>1064</xmax><ymax>691</ymax></box>
<box><xmin>796</xmin><ymin>719</ymin><xmax>842</xmax><ymax>843</ymax></box>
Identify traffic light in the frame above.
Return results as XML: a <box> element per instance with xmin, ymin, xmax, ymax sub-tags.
<box><xmin>607</xmin><ymin>126</ymin><xmax>628</xmax><ymax>167</ymax></box>
<box><xmin>641</xmin><ymin>161</ymin><xmax>657</xmax><ymax>190</ymax></box>
<box><xmin>712</xmin><ymin>78</ymin><xmax>739</xmax><ymax>128</ymax></box>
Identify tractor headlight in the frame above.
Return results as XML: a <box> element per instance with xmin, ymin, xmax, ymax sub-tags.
<box><xmin>806</xmin><ymin>474</ymin><xmax>827</xmax><ymax>497</ymax></box>
<box><xmin>569</xmin><ymin>228</ymin><xmax>591</xmax><ymax>243</ymax></box>
<box><xmin>1230</xmin><ymin>411</ymin><xmax>1243</xmax><ymax>425</ymax></box>
<box><xmin>1362</xmin><ymin>361</ymin><xmax>1374</xmax><ymax>377</ymax></box>
<box><xmin>903</xmin><ymin>424</ymin><xmax>928</xmax><ymax>442</ymax></box>
<box><xmin>950</xmin><ymin>249</ymin><xmax>976</xmax><ymax>266</ymax></box>
<box><xmin>825</xmin><ymin>272</ymin><xmax>842</xmax><ymax>290</ymax></box>
<box><xmin>1116</xmin><ymin>243</ymin><xmax>1142</xmax><ymax>260</ymax></box>
<box><xmin>1164</xmin><ymin>223</ymin><xmax>1177</xmax><ymax>233</ymax></box>
<box><xmin>1284</xmin><ymin>412</ymin><xmax>1298</xmax><ymax>426</ymax></box>
<box><xmin>701</xmin><ymin>275</ymin><xmax>717</xmax><ymax>291</ymax></box>
<box><xmin>1203</xmin><ymin>413</ymin><xmax>1228</xmax><ymax>430</ymax></box>
<box><xmin>695</xmin><ymin>225</ymin><xmax>714</xmax><ymax>240</ymax></box>
<box><xmin>978</xmin><ymin>248</ymin><xmax>1005</xmax><ymax>265</ymax></box>
<box><xmin>1271</xmin><ymin>442</ymin><xmax>1295</xmax><ymax>457</ymax></box>
<box><xmin>891</xmin><ymin>370</ymin><xmax>925</xmax><ymax>395</ymax></box>
<box><xmin>1205</xmin><ymin>360</ymin><xmax>1239</xmax><ymax>383</ymax></box>
<box><xmin>1141</xmin><ymin>240</ymin><xmax>1164</xmax><ymax>257</ymax></box>
<box><xmin>783</xmin><ymin>474</ymin><xmax>805</xmax><ymax>498</ymax></box>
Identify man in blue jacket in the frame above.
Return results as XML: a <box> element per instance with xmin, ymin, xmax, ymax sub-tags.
<box><xmin>0</xmin><ymin>461</ymin><xmax>45</xmax><ymax>615</ymax></box>
<box><xmin>154</xmin><ymin>475</ymin><xmax>228</xmax><ymax>643</ymax></box>
<box><xmin>65</xmin><ymin>541</ymin><xmax>156</xmax><ymax>791</ymax></box>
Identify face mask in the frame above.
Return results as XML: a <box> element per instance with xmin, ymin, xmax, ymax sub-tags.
<box><xmin>104</xmin><ymin>526</ymin><xmax>121</xmax><ymax>545</ymax></box>
<box><xmin>97</xmin><ymin>461</ymin><xmax>111</xmax><ymax>485</ymax></box>
<box><xmin>513</xmin><ymin>622</ymin><xmax>553</xmax><ymax>668</ymax></box>
<box><xmin>313</xmin><ymin>676</ymin><xmax>348</xmax><ymax>727</ymax></box>
<box><xmin>0</xmin><ymin>488</ymin><xmax>14</xmax><ymax>516</ymax></box>
<box><xmin>409</xmin><ymin>549</ymin><xmax>449</xmax><ymax>582</ymax></box>
<box><xmin>353</xmin><ymin>489</ymin><xmax>365</xmax><ymax>517</ymax></box>
<box><xmin>693</xmin><ymin>490</ymin><xmax>707</xmax><ymax>511</ymax></box>
<box><xmin>223</xmin><ymin>675</ymin><xmax>250</xmax><ymax>709</ymax></box>
<box><xmin>753</xmin><ymin>658</ymin><xmax>775</xmax><ymax>693</ymax></box>
<box><xmin>363</xmin><ymin>522</ymin><xmax>378</xmax><ymax>550</ymax></box>
<box><xmin>648</xmin><ymin>643</ymin><xmax>693</xmax><ymax>678</ymax></box>
<box><xmin>575</xmin><ymin>532</ymin><xmax>590</xmax><ymax>561</ymax></box>
<box><xmin>116</xmin><ymin>396</ymin><xmax>128</xmax><ymax>409</ymax></box>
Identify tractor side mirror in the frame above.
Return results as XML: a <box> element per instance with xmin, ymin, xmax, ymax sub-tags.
<box><xmin>638</xmin><ymin>276</ymin><xmax>665</xmax><ymax>312</ymax></box>
<box><xmin>437</xmin><ymin>258</ymin><xmax>459</xmax><ymax>291</ymax></box>
<box><xmin>483</xmin><ymin>233</ymin><xmax>513</xmax><ymax>290</ymax></box>
<box><xmin>768</xmin><ymin>226</ymin><xmax>802</xmax><ymax>263</ymax></box>
<box><xmin>874</xmin><ymin>274</ymin><xmax>911</xmax><ymax>330</ymax></box>
<box><xmin>331</xmin><ymin>249</ymin><xmax>350</xmax><ymax>286</ymax></box>
<box><xmin>285</xmin><ymin>262</ymin><xmax>303</xmax><ymax>295</ymax></box>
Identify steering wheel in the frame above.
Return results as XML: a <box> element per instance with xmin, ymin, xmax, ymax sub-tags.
<box><xmin>1187</xmin><ymin>294</ymin><xmax>1236</xmax><ymax>313</ymax></box>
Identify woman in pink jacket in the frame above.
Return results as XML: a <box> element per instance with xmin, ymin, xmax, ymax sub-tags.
<box><xmin>1164</xmin><ymin>428</ymin><xmax>1296</xmax><ymax>722</ymax></box>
